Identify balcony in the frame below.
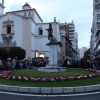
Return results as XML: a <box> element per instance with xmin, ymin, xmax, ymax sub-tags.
<box><xmin>1</xmin><ymin>33</ymin><xmax>14</xmax><ymax>36</ymax></box>
<box><xmin>94</xmin><ymin>39</ymin><xmax>100</xmax><ymax>51</ymax></box>
<box><xmin>69</xmin><ymin>25</ymin><xmax>74</xmax><ymax>28</ymax></box>
<box><xmin>69</xmin><ymin>31</ymin><xmax>74</xmax><ymax>34</ymax></box>
<box><xmin>96</xmin><ymin>24</ymin><xmax>100</xmax><ymax>36</ymax></box>
<box><xmin>69</xmin><ymin>38</ymin><xmax>74</xmax><ymax>41</ymax></box>
<box><xmin>95</xmin><ymin>9</ymin><xmax>100</xmax><ymax>12</ymax></box>
<box><xmin>69</xmin><ymin>34</ymin><xmax>74</xmax><ymax>37</ymax></box>
<box><xmin>95</xmin><ymin>0</ymin><xmax>100</xmax><ymax>9</ymax></box>
<box><xmin>69</xmin><ymin>28</ymin><xmax>74</xmax><ymax>31</ymax></box>
<box><xmin>96</xmin><ymin>19</ymin><xmax>100</xmax><ymax>24</ymax></box>
<box><xmin>69</xmin><ymin>36</ymin><xmax>74</xmax><ymax>39</ymax></box>
<box><xmin>95</xmin><ymin>0</ymin><xmax>100</xmax><ymax>4</ymax></box>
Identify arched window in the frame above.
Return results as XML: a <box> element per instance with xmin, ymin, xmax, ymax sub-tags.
<box><xmin>6</xmin><ymin>25</ymin><xmax>11</xmax><ymax>34</ymax></box>
<box><xmin>38</xmin><ymin>27</ymin><xmax>43</xmax><ymax>35</ymax></box>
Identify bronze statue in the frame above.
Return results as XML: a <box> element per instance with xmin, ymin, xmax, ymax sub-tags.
<box><xmin>46</xmin><ymin>23</ymin><xmax>63</xmax><ymax>47</ymax></box>
<box><xmin>46</xmin><ymin>23</ymin><xmax>53</xmax><ymax>40</ymax></box>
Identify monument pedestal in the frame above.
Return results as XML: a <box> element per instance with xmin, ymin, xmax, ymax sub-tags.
<box><xmin>38</xmin><ymin>67</ymin><xmax>67</xmax><ymax>72</ymax></box>
<box><xmin>38</xmin><ymin>42</ymin><xmax>67</xmax><ymax>72</ymax></box>
<box><xmin>48</xmin><ymin>43</ymin><xmax>58</xmax><ymax>67</ymax></box>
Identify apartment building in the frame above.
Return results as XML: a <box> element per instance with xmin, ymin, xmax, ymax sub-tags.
<box><xmin>78</xmin><ymin>47</ymin><xmax>88</xmax><ymax>59</ymax></box>
<box><xmin>68</xmin><ymin>21</ymin><xmax>78</xmax><ymax>60</ymax></box>
<box><xmin>59</xmin><ymin>21</ymin><xmax>78</xmax><ymax>61</ymax></box>
<box><xmin>59</xmin><ymin>22</ymin><xmax>72</xmax><ymax>60</ymax></box>
<box><xmin>91</xmin><ymin>0</ymin><xmax>100</xmax><ymax>61</ymax></box>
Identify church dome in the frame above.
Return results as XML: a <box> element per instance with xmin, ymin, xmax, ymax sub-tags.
<box><xmin>22</xmin><ymin>2</ymin><xmax>31</xmax><ymax>10</ymax></box>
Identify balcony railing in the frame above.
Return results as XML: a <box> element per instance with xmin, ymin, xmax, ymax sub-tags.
<box><xmin>1</xmin><ymin>33</ymin><xmax>15</xmax><ymax>36</ymax></box>
<box><xmin>69</xmin><ymin>35</ymin><xmax>74</xmax><ymax>37</ymax></box>
<box><xmin>95</xmin><ymin>9</ymin><xmax>100</xmax><ymax>12</ymax></box>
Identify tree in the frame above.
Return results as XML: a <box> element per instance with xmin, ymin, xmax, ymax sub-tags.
<box><xmin>9</xmin><ymin>47</ymin><xmax>26</xmax><ymax>60</ymax></box>
<box><xmin>0</xmin><ymin>48</ymin><xmax>8</xmax><ymax>60</ymax></box>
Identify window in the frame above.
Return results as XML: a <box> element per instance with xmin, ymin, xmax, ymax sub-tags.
<box><xmin>28</xmin><ymin>11</ymin><xmax>31</xmax><ymax>16</ymax></box>
<box><xmin>97</xmin><ymin>14</ymin><xmax>100</xmax><ymax>21</ymax></box>
<box><xmin>7</xmin><ymin>26</ymin><xmax>11</xmax><ymax>34</ymax></box>
<box><xmin>24</xmin><ymin>12</ymin><xmax>26</xmax><ymax>16</ymax></box>
<box><xmin>38</xmin><ymin>27</ymin><xmax>43</xmax><ymax>35</ymax></box>
<box><xmin>39</xmin><ymin>30</ymin><xmax>43</xmax><ymax>35</ymax></box>
<box><xmin>7</xmin><ymin>26</ymin><xmax>11</xmax><ymax>33</ymax></box>
<box><xmin>2</xmin><ymin>20</ymin><xmax>14</xmax><ymax>37</ymax></box>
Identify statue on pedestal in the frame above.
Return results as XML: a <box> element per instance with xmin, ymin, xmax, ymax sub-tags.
<box><xmin>46</xmin><ymin>23</ymin><xmax>57</xmax><ymax>43</ymax></box>
<box><xmin>38</xmin><ymin>23</ymin><xmax>66</xmax><ymax>72</ymax></box>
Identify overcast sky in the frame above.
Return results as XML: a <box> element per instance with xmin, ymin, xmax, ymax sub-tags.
<box><xmin>2</xmin><ymin>0</ymin><xmax>93</xmax><ymax>48</ymax></box>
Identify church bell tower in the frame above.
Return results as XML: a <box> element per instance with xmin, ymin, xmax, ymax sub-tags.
<box><xmin>0</xmin><ymin>0</ymin><xmax>5</xmax><ymax>16</ymax></box>
<box><xmin>22</xmin><ymin>2</ymin><xmax>31</xmax><ymax>10</ymax></box>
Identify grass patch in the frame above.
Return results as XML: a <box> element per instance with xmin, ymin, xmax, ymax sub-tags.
<box><xmin>0</xmin><ymin>77</ymin><xmax>100</xmax><ymax>87</ymax></box>
<box><xmin>0</xmin><ymin>69</ymin><xmax>100</xmax><ymax>87</ymax></box>
<box><xmin>11</xmin><ymin>69</ymin><xmax>92</xmax><ymax>78</ymax></box>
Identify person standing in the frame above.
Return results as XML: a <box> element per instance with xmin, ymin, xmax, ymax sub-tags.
<box><xmin>7</xmin><ymin>60</ymin><xmax>11</xmax><ymax>71</ymax></box>
<box><xmin>16</xmin><ymin>60</ymin><xmax>20</xmax><ymax>70</ymax></box>
<box><xmin>64</xmin><ymin>58</ymin><xmax>67</xmax><ymax>67</ymax></box>
<box><xmin>3</xmin><ymin>60</ymin><xmax>7</xmax><ymax>71</ymax></box>
<box><xmin>67</xmin><ymin>60</ymin><xmax>70</xmax><ymax>68</ymax></box>
<box><xmin>0</xmin><ymin>58</ymin><xmax>2</xmax><ymax>71</ymax></box>
<box><xmin>25</xmin><ymin>60</ymin><xmax>29</xmax><ymax>70</ymax></box>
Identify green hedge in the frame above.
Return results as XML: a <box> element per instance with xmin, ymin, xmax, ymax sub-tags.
<box><xmin>0</xmin><ymin>47</ymin><xmax>26</xmax><ymax>60</ymax></box>
<box><xmin>0</xmin><ymin>48</ymin><xmax>8</xmax><ymax>60</ymax></box>
<box><xmin>9</xmin><ymin>47</ymin><xmax>26</xmax><ymax>60</ymax></box>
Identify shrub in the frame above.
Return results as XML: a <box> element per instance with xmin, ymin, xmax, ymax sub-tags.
<box><xmin>0</xmin><ymin>48</ymin><xmax>8</xmax><ymax>60</ymax></box>
<box><xmin>9</xmin><ymin>47</ymin><xmax>26</xmax><ymax>60</ymax></box>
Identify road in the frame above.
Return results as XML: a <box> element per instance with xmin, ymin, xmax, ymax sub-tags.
<box><xmin>0</xmin><ymin>91</ymin><xmax>100</xmax><ymax>100</ymax></box>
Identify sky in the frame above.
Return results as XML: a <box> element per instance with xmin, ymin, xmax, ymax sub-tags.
<box><xmin>2</xmin><ymin>0</ymin><xmax>93</xmax><ymax>48</ymax></box>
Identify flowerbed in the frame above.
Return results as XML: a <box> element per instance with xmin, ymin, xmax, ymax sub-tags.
<box><xmin>0</xmin><ymin>68</ymin><xmax>100</xmax><ymax>83</ymax></box>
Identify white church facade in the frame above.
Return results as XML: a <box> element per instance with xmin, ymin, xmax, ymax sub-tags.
<box><xmin>0</xmin><ymin>0</ymin><xmax>62</xmax><ymax>61</ymax></box>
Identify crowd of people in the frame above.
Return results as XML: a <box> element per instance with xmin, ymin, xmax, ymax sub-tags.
<box><xmin>58</xmin><ymin>58</ymin><xmax>100</xmax><ymax>70</ymax></box>
<box><xmin>0</xmin><ymin>58</ymin><xmax>47</xmax><ymax>71</ymax></box>
<box><xmin>0</xmin><ymin>57</ymin><xmax>100</xmax><ymax>72</ymax></box>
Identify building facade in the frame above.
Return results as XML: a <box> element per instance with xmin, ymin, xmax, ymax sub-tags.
<box><xmin>91</xmin><ymin>0</ymin><xmax>100</xmax><ymax>61</ymax></box>
<box><xmin>59</xmin><ymin>21</ymin><xmax>78</xmax><ymax>61</ymax></box>
<box><xmin>78</xmin><ymin>47</ymin><xmax>88</xmax><ymax>60</ymax></box>
<box><xmin>83</xmin><ymin>48</ymin><xmax>90</xmax><ymax>61</ymax></box>
<box><xmin>68</xmin><ymin>21</ymin><xmax>78</xmax><ymax>60</ymax></box>
<box><xmin>59</xmin><ymin>22</ymin><xmax>72</xmax><ymax>60</ymax></box>
<box><xmin>0</xmin><ymin>1</ymin><xmax>62</xmax><ymax>61</ymax></box>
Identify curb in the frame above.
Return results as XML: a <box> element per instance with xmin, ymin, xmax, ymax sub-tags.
<box><xmin>0</xmin><ymin>84</ymin><xmax>100</xmax><ymax>94</ymax></box>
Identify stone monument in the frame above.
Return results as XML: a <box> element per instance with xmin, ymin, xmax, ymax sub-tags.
<box><xmin>38</xmin><ymin>23</ymin><xmax>67</xmax><ymax>72</ymax></box>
